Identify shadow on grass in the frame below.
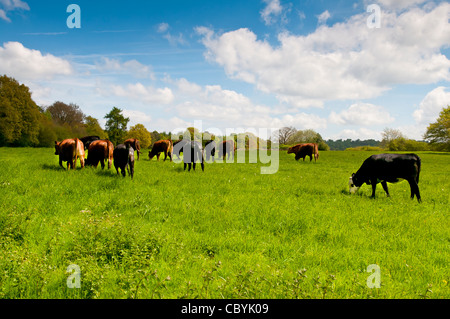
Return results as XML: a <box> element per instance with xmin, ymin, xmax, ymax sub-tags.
<box><xmin>41</xmin><ymin>163</ymin><xmax>85</xmax><ymax>171</ymax></box>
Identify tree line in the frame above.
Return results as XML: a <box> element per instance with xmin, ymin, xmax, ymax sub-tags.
<box><xmin>1</xmin><ymin>75</ymin><xmax>449</xmax><ymax>152</ymax></box>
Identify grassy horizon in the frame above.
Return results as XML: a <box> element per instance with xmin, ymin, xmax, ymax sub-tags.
<box><xmin>0</xmin><ymin>147</ymin><xmax>448</xmax><ymax>298</ymax></box>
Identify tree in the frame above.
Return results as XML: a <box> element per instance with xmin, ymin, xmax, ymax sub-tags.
<box><xmin>424</xmin><ymin>106</ymin><xmax>450</xmax><ymax>151</ymax></box>
<box><xmin>125</xmin><ymin>124</ymin><xmax>152</xmax><ymax>149</ymax></box>
<box><xmin>277</xmin><ymin>126</ymin><xmax>297</xmax><ymax>145</ymax></box>
<box><xmin>84</xmin><ymin>116</ymin><xmax>108</xmax><ymax>139</ymax></box>
<box><xmin>46</xmin><ymin>101</ymin><xmax>85</xmax><ymax>127</ymax></box>
<box><xmin>0</xmin><ymin>75</ymin><xmax>40</xmax><ymax>146</ymax></box>
<box><xmin>287</xmin><ymin>129</ymin><xmax>329</xmax><ymax>150</ymax></box>
<box><xmin>380</xmin><ymin>128</ymin><xmax>404</xmax><ymax>149</ymax></box>
<box><xmin>104</xmin><ymin>107</ymin><xmax>129</xmax><ymax>146</ymax></box>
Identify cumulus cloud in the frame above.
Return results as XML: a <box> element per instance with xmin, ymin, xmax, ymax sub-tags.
<box><xmin>197</xmin><ymin>3</ymin><xmax>450</xmax><ymax>108</ymax></box>
<box><xmin>0</xmin><ymin>41</ymin><xmax>73</xmax><ymax>80</ymax></box>
<box><xmin>169</xmin><ymin>77</ymin><xmax>327</xmax><ymax>131</ymax></box>
<box><xmin>413</xmin><ymin>86</ymin><xmax>450</xmax><ymax>125</ymax></box>
<box><xmin>329</xmin><ymin>103</ymin><xmax>395</xmax><ymax>126</ymax></box>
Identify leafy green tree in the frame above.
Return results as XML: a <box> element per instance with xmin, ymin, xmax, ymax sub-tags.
<box><xmin>424</xmin><ymin>106</ymin><xmax>450</xmax><ymax>151</ymax></box>
<box><xmin>104</xmin><ymin>107</ymin><xmax>129</xmax><ymax>146</ymax></box>
<box><xmin>125</xmin><ymin>123</ymin><xmax>152</xmax><ymax>149</ymax></box>
<box><xmin>84</xmin><ymin>116</ymin><xmax>108</xmax><ymax>139</ymax></box>
<box><xmin>0</xmin><ymin>75</ymin><xmax>40</xmax><ymax>146</ymax></box>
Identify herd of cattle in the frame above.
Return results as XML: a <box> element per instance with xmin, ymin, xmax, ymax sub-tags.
<box><xmin>54</xmin><ymin>136</ymin><xmax>423</xmax><ymax>202</ymax></box>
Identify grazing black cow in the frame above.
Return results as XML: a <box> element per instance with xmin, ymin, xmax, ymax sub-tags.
<box><xmin>349</xmin><ymin>153</ymin><xmax>421</xmax><ymax>202</ymax></box>
<box><xmin>173</xmin><ymin>139</ymin><xmax>188</xmax><ymax>160</ymax></box>
<box><xmin>80</xmin><ymin>136</ymin><xmax>100</xmax><ymax>150</ymax></box>
<box><xmin>183</xmin><ymin>141</ymin><xmax>205</xmax><ymax>172</ymax></box>
<box><xmin>204</xmin><ymin>140</ymin><xmax>216</xmax><ymax>162</ymax></box>
<box><xmin>113</xmin><ymin>144</ymin><xmax>135</xmax><ymax>179</ymax></box>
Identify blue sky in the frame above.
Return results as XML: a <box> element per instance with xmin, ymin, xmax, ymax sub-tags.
<box><xmin>1</xmin><ymin>0</ymin><xmax>449</xmax><ymax>140</ymax></box>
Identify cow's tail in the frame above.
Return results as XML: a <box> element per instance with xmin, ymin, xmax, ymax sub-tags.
<box><xmin>107</xmin><ymin>140</ymin><xmax>112</xmax><ymax>169</ymax></box>
<box><xmin>416</xmin><ymin>155</ymin><xmax>421</xmax><ymax>184</ymax></box>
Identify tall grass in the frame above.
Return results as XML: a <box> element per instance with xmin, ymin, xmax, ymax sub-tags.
<box><xmin>0</xmin><ymin>148</ymin><xmax>448</xmax><ymax>298</ymax></box>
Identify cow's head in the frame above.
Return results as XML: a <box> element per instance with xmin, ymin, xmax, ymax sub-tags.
<box><xmin>349</xmin><ymin>173</ymin><xmax>361</xmax><ymax>194</ymax></box>
<box><xmin>287</xmin><ymin>147</ymin><xmax>294</xmax><ymax>154</ymax></box>
<box><xmin>54</xmin><ymin>141</ymin><xmax>61</xmax><ymax>155</ymax></box>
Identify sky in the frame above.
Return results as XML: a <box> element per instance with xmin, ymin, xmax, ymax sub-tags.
<box><xmin>1</xmin><ymin>0</ymin><xmax>449</xmax><ymax>141</ymax></box>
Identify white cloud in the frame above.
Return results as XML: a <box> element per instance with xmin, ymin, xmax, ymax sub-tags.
<box><xmin>373</xmin><ymin>0</ymin><xmax>427</xmax><ymax>11</ymax></box>
<box><xmin>95</xmin><ymin>57</ymin><xmax>155</xmax><ymax>79</ymax></box>
<box><xmin>260</xmin><ymin>0</ymin><xmax>284</xmax><ymax>25</ymax></box>
<box><xmin>122</xmin><ymin>109</ymin><xmax>152</xmax><ymax>126</ymax></box>
<box><xmin>0</xmin><ymin>0</ymin><xmax>29</xmax><ymax>21</ymax></box>
<box><xmin>108</xmin><ymin>83</ymin><xmax>175</xmax><ymax>105</ymax></box>
<box><xmin>0</xmin><ymin>9</ymin><xmax>10</xmax><ymax>21</ymax></box>
<box><xmin>329</xmin><ymin>103</ymin><xmax>395</xmax><ymax>126</ymax></box>
<box><xmin>156</xmin><ymin>22</ymin><xmax>187</xmax><ymax>46</ymax></box>
<box><xmin>413</xmin><ymin>86</ymin><xmax>450</xmax><ymax>125</ymax></box>
<box><xmin>0</xmin><ymin>41</ymin><xmax>73</xmax><ymax>81</ymax></box>
<box><xmin>169</xmin><ymin>78</ymin><xmax>327</xmax><ymax>132</ymax></box>
<box><xmin>157</xmin><ymin>22</ymin><xmax>169</xmax><ymax>33</ymax></box>
<box><xmin>317</xmin><ymin>10</ymin><xmax>331</xmax><ymax>25</ymax></box>
<box><xmin>197</xmin><ymin>3</ymin><xmax>450</xmax><ymax>107</ymax></box>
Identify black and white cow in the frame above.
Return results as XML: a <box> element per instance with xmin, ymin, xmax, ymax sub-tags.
<box><xmin>349</xmin><ymin>153</ymin><xmax>421</xmax><ymax>202</ymax></box>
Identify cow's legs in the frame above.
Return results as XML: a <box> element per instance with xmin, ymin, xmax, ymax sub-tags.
<box><xmin>381</xmin><ymin>181</ymin><xmax>390</xmax><ymax>197</ymax></box>
<box><xmin>163</xmin><ymin>151</ymin><xmax>167</xmax><ymax>161</ymax></box>
<box><xmin>370</xmin><ymin>179</ymin><xmax>378</xmax><ymax>198</ymax></box>
<box><xmin>184</xmin><ymin>163</ymin><xmax>187</xmax><ymax>171</ymax></box>
<box><xmin>192</xmin><ymin>163</ymin><xmax>196</xmax><ymax>171</ymax></box>
<box><xmin>407</xmin><ymin>178</ymin><xmax>421</xmax><ymax>203</ymax></box>
<box><xmin>157</xmin><ymin>153</ymin><xmax>160</xmax><ymax>161</ymax></box>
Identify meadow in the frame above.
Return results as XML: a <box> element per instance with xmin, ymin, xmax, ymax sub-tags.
<box><xmin>0</xmin><ymin>147</ymin><xmax>448</xmax><ymax>299</ymax></box>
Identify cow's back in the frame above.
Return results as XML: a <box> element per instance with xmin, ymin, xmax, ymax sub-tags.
<box><xmin>363</xmin><ymin>153</ymin><xmax>421</xmax><ymax>179</ymax></box>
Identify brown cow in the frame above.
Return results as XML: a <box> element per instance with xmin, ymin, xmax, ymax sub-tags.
<box><xmin>124</xmin><ymin>138</ymin><xmax>141</xmax><ymax>160</ymax></box>
<box><xmin>217</xmin><ymin>140</ymin><xmax>236</xmax><ymax>160</ymax></box>
<box><xmin>287</xmin><ymin>143</ymin><xmax>319</xmax><ymax>162</ymax></box>
<box><xmin>54</xmin><ymin>138</ymin><xmax>85</xmax><ymax>170</ymax></box>
<box><xmin>148</xmin><ymin>140</ymin><xmax>173</xmax><ymax>161</ymax></box>
<box><xmin>86</xmin><ymin>139</ymin><xmax>114</xmax><ymax>169</ymax></box>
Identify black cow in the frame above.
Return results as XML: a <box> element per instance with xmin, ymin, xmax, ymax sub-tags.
<box><xmin>349</xmin><ymin>153</ymin><xmax>421</xmax><ymax>202</ymax></box>
<box><xmin>173</xmin><ymin>139</ymin><xmax>188</xmax><ymax>160</ymax></box>
<box><xmin>204</xmin><ymin>140</ymin><xmax>216</xmax><ymax>162</ymax></box>
<box><xmin>113</xmin><ymin>144</ymin><xmax>135</xmax><ymax>179</ymax></box>
<box><xmin>80</xmin><ymin>135</ymin><xmax>100</xmax><ymax>150</ymax></box>
<box><xmin>183</xmin><ymin>141</ymin><xmax>205</xmax><ymax>172</ymax></box>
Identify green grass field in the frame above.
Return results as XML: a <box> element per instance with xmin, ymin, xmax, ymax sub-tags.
<box><xmin>0</xmin><ymin>147</ymin><xmax>448</xmax><ymax>299</ymax></box>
